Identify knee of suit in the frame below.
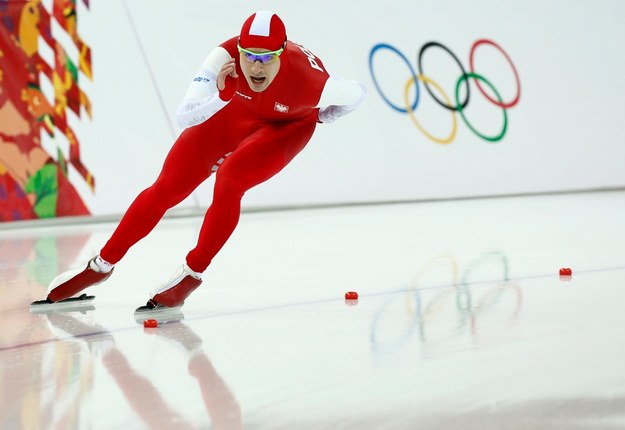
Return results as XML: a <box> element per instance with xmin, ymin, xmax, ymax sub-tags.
<box><xmin>213</xmin><ymin>171</ymin><xmax>249</xmax><ymax>200</ymax></box>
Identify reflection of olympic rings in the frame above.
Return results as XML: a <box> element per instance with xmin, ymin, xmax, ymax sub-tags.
<box><xmin>370</xmin><ymin>251</ymin><xmax>523</xmax><ymax>359</ymax></box>
<box><xmin>368</xmin><ymin>39</ymin><xmax>521</xmax><ymax>144</ymax></box>
<box><xmin>370</xmin><ymin>254</ymin><xmax>460</xmax><ymax>356</ymax></box>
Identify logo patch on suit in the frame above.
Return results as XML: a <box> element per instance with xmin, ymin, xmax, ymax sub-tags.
<box><xmin>274</xmin><ymin>102</ymin><xmax>289</xmax><ymax>113</ymax></box>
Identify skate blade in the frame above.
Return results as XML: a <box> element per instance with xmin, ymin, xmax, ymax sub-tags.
<box><xmin>30</xmin><ymin>294</ymin><xmax>95</xmax><ymax>314</ymax></box>
<box><xmin>134</xmin><ymin>306</ymin><xmax>184</xmax><ymax>325</ymax></box>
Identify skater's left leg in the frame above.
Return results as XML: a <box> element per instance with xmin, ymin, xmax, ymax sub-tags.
<box><xmin>186</xmin><ymin>118</ymin><xmax>317</xmax><ymax>272</ymax></box>
<box><xmin>143</xmin><ymin>118</ymin><xmax>317</xmax><ymax>309</ymax></box>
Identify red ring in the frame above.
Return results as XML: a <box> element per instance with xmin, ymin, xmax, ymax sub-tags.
<box><xmin>469</xmin><ymin>39</ymin><xmax>521</xmax><ymax>108</ymax></box>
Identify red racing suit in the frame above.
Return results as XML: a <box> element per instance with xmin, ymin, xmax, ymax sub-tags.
<box><xmin>100</xmin><ymin>37</ymin><xmax>365</xmax><ymax>273</ymax></box>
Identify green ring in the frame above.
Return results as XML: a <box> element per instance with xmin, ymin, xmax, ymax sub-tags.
<box><xmin>455</xmin><ymin>72</ymin><xmax>508</xmax><ymax>142</ymax></box>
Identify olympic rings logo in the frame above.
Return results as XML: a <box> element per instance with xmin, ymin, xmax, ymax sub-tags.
<box><xmin>368</xmin><ymin>39</ymin><xmax>521</xmax><ymax>144</ymax></box>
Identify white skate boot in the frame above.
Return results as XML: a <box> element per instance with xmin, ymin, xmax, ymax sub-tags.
<box><xmin>134</xmin><ymin>264</ymin><xmax>202</xmax><ymax>317</ymax></box>
<box><xmin>30</xmin><ymin>256</ymin><xmax>114</xmax><ymax>311</ymax></box>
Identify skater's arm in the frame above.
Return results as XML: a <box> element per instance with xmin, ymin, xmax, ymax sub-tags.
<box><xmin>316</xmin><ymin>75</ymin><xmax>366</xmax><ymax>124</ymax></box>
<box><xmin>176</xmin><ymin>47</ymin><xmax>239</xmax><ymax>128</ymax></box>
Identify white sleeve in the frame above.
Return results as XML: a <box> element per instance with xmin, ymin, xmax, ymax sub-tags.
<box><xmin>316</xmin><ymin>75</ymin><xmax>367</xmax><ymax>124</ymax></box>
<box><xmin>176</xmin><ymin>47</ymin><xmax>233</xmax><ymax>129</ymax></box>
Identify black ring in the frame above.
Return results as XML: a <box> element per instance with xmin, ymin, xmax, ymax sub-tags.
<box><xmin>418</xmin><ymin>41</ymin><xmax>470</xmax><ymax>112</ymax></box>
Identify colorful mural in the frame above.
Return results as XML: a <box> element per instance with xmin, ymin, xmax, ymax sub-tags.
<box><xmin>0</xmin><ymin>0</ymin><xmax>93</xmax><ymax>221</ymax></box>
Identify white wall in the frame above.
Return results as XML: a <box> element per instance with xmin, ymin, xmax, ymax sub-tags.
<box><xmin>53</xmin><ymin>0</ymin><xmax>625</xmax><ymax>217</ymax></box>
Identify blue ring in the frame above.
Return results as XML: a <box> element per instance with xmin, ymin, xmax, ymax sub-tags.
<box><xmin>369</xmin><ymin>43</ymin><xmax>419</xmax><ymax>114</ymax></box>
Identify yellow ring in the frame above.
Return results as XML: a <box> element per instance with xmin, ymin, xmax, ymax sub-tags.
<box><xmin>404</xmin><ymin>75</ymin><xmax>458</xmax><ymax>145</ymax></box>
<box><xmin>405</xmin><ymin>253</ymin><xmax>460</xmax><ymax>317</ymax></box>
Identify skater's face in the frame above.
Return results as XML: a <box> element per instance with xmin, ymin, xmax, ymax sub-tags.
<box><xmin>238</xmin><ymin>45</ymin><xmax>282</xmax><ymax>92</ymax></box>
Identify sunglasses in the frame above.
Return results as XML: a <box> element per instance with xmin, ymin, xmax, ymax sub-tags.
<box><xmin>237</xmin><ymin>44</ymin><xmax>285</xmax><ymax>64</ymax></box>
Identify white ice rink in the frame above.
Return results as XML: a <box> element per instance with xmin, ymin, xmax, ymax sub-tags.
<box><xmin>1</xmin><ymin>191</ymin><xmax>625</xmax><ymax>429</ymax></box>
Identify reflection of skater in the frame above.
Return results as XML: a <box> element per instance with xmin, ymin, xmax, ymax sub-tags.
<box><xmin>157</xmin><ymin>323</ymin><xmax>243</xmax><ymax>429</ymax></box>
<box><xmin>34</xmin><ymin>10</ymin><xmax>365</xmax><ymax>313</ymax></box>
<box><xmin>46</xmin><ymin>313</ymin><xmax>242</xmax><ymax>429</ymax></box>
<box><xmin>0</xmin><ymin>313</ymin><xmax>91</xmax><ymax>430</ymax></box>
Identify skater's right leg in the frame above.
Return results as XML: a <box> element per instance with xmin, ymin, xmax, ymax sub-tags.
<box><xmin>46</xmin><ymin>129</ymin><xmax>230</xmax><ymax>303</ymax></box>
